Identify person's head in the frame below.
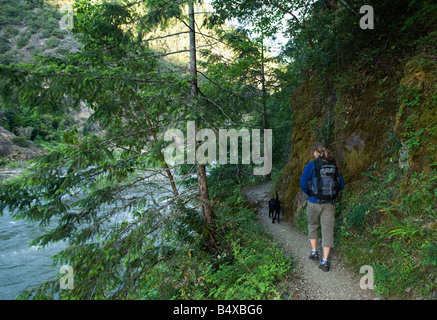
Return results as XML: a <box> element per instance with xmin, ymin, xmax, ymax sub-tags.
<box><xmin>312</xmin><ymin>142</ymin><xmax>335</xmax><ymax>162</ymax></box>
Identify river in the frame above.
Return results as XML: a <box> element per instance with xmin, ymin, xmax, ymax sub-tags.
<box><xmin>0</xmin><ymin>208</ymin><xmax>67</xmax><ymax>299</ymax></box>
<box><xmin>0</xmin><ymin>167</ymin><xmax>180</xmax><ymax>300</ymax></box>
<box><xmin>0</xmin><ymin>167</ymin><xmax>65</xmax><ymax>299</ymax></box>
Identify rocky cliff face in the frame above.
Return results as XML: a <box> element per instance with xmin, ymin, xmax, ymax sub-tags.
<box><xmin>277</xmin><ymin>38</ymin><xmax>437</xmax><ymax>217</ymax></box>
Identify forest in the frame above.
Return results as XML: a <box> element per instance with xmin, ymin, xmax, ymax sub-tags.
<box><xmin>0</xmin><ymin>0</ymin><xmax>436</xmax><ymax>301</ymax></box>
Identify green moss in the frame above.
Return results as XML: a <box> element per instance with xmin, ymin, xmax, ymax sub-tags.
<box><xmin>277</xmin><ymin>80</ymin><xmax>315</xmax><ymax>215</ymax></box>
<box><xmin>342</xmin><ymin>148</ymin><xmax>371</xmax><ymax>181</ymax></box>
<box><xmin>394</xmin><ymin>54</ymin><xmax>437</xmax><ymax>174</ymax></box>
<box><xmin>279</xmin><ymin>71</ymin><xmax>402</xmax><ymax>215</ymax></box>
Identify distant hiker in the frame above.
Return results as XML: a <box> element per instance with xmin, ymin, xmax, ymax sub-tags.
<box><xmin>300</xmin><ymin>142</ymin><xmax>344</xmax><ymax>272</ymax></box>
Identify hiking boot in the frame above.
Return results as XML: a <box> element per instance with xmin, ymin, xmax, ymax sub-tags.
<box><xmin>319</xmin><ymin>260</ymin><xmax>330</xmax><ymax>272</ymax></box>
<box><xmin>309</xmin><ymin>252</ymin><xmax>319</xmax><ymax>261</ymax></box>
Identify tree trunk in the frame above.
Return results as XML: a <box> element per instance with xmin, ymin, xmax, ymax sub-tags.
<box><xmin>261</xmin><ymin>31</ymin><xmax>271</xmax><ymax>181</ymax></box>
<box><xmin>188</xmin><ymin>1</ymin><xmax>216</xmax><ymax>253</ymax></box>
<box><xmin>189</xmin><ymin>1</ymin><xmax>199</xmax><ymax>98</ymax></box>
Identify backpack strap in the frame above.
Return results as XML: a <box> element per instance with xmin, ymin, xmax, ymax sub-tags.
<box><xmin>308</xmin><ymin>158</ymin><xmax>321</xmax><ymax>197</ymax></box>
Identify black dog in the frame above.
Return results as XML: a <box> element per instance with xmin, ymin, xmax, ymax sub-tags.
<box><xmin>268</xmin><ymin>191</ymin><xmax>281</xmax><ymax>224</ymax></box>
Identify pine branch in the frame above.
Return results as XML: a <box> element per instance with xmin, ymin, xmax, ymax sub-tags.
<box><xmin>128</xmin><ymin>42</ymin><xmax>221</xmax><ymax>60</ymax></box>
<box><xmin>338</xmin><ymin>0</ymin><xmax>360</xmax><ymax>16</ymax></box>
<box><xmin>262</xmin><ymin>0</ymin><xmax>301</xmax><ymax>26</ymax></box>
<box><xmin>23</xmin><ymin>71</ymin><xmax>168</xmax><ymax>84</ymax></box>
<box><xmin>196</xmin><ymin>69</ymin><xmax>248</xmax><ymax>103</ymax></box>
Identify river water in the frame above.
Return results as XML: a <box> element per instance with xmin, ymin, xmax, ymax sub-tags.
<box><xmin>0</xmin><ymin>168</ymin><xmax>66</xmax><ymax>299</ymax></box>
<box><xmin>0</xmin><ymin>168</ymin><xmax>180</xmax><ymax>300</ymax></box>
<box><xmin>0</xmin><ymin>208</ymin><xmax>67</xmax><ymax>299</ymax></box>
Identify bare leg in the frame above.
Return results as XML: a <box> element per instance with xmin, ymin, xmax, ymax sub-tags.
<box><xmin>323</xmin><ymin>247</ymin><xmax>330</xmax><ymax>261</ymax></box>
<box><xmin>310</xmin><ymin>239</ymin><xmax>317</xmax><ymax>251</ymax></box>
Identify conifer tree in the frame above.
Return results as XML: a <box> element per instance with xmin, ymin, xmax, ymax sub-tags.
<box><xmin>0</xmin><ymin>0</ymin><xmax>285</xmax><ymax>298</ymax></box>
<box><xmin>0</xmin><ymin>0</ymin><xmax>225</xmax><ymax>298</ymax></box>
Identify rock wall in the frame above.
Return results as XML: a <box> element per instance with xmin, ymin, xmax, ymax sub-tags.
<box><xmin>278</xmin><ymin>51</ymin><xmax>437</xmax><ymax>217</ymax></box>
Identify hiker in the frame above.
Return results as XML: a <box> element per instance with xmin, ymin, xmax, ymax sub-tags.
<box><xmin>300</xmin><ymin>142</ymin><xmax>344</xmax><ymax>272</ymax></box>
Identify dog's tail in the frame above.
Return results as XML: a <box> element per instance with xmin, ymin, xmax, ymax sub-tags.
<box><xmin>275</xmin><ymin>191</ymin><xmax>279</xmax><ymax>200</ymax></box>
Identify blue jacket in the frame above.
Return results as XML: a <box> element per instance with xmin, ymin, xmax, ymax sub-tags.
<box><xmin>300</xmin><ymin>159</ymin><xmax>345</xmax><ymax>203</ymax></box>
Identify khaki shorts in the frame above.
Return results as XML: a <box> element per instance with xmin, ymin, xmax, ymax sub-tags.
<box><xmin>307</xmin><ymin>201</ymin><xmax>335</xmax><ymax>248</ymax></box>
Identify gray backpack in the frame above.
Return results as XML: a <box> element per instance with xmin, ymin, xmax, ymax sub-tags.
<box><xmin>310</xmin><ymin>158</ymin><xmax>341</xmax><ymax>201</ymax></box>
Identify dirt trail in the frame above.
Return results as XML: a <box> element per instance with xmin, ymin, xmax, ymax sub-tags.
<box><xmin>243</xmin><ymin>183</ymin><xmax>377</xmax><ymax>300</ymax></box>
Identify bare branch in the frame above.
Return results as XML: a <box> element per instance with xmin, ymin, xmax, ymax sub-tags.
<box><xmin>142</xmin><ymin>31</ymin><xmax>190</xmax><ymax>42</ymax></box>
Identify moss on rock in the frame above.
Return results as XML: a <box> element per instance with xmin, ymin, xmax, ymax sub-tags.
<box><xmin>394</xmin><ymin>54</ymin><xmax>437</xmax><ymax>174</ymax></box>
<box><xmin>277</xmin><ymin>57</ymin><xmax>437</xmax><ymax>216</ymax></box>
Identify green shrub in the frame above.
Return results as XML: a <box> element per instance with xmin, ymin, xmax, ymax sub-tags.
<box><xmin>11</xmin><ymin>134</ymin><xmax>30</xmax><ymax>148</ymax></box>
<box><xmin>293</xmin><ymin>206</ymin><xmax>308</xmax><ymax>234</ymax></box>
<box><xmin>40</xmin><ymin>29</ymin><xmax>54</xmax><ymax>39</ymax></box>
<box><xmin>55</xmin><ymin>46</ymin><xmax>70</xmax><ymax>56</ymax></box>
<box><xmin>190</xmin><ymin>204</ymin><xmax>292</xmax><ymax>300</ymax></box>
<box><xmin>45</xmin><ymin>37</ymin><xmax>60</xmax><ymax>49</ymax></box>
<box><xmin>0</xmin><ymin>157</ymin><xmax>8</xmax><ymax>167</ymax></box>
<box><xmin>0</xmin><ymin>52</ymin><xmax>14</xmax><ymax>65</ymax></box>
<box><xmin>16</xmin><ymin>33</ymin><xmax>31</xmax><ymax>49</ymax></box>
<box><xmin>30</xmin><ymin>47</ymin><xmax>43</xmax><ymax>57</ymax></box>
<box><xmin>3</xmin><ymin>25</ymin><xmax>20</xmax><ymax>37</ymax></box>
<box><xmin>26</xmin><ymin>44</ymin><xmax>36</xmax><ymax>52</ymax></box>
<box><xmin>0</xmin><ymin>37</ymin><xmax>11</xmax><ymax>54</ymax></box>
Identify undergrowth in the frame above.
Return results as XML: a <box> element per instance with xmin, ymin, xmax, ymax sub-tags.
<box><xmin>336</xmin><ymin>158</ymin><xmax>437</xmax><ymax>299</ymax></box>
<box><xmin>288</xmin><ymin>151</ymin><xmax>436</xmax><ymax>299</ymax></box>
<box><xmin>187</xmin><ymin>199</ymin><xmax>293</xmax><ymax>300</ymax></box>
<box><xmin>139</xmin><ymin>168</ymin><xmax>294</xmax><ymax>300</ymax></box>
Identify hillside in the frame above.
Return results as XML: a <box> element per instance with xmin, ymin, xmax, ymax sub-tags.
<box><xmin>0</xmin><ymin>0</ymin><xmax>254</xmax><ymax>153</ymax></box>
<box><xmin>0</xmin><ymin>0</ymin><xmax>77</xmax><ymax>65</ymax></box>
<box><xmin>275</xmin><ymin>1</ymin><xmax>437</xmax><ymax>299</ymax></box>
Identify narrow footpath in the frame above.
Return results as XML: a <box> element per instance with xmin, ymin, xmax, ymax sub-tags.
<box><xmin>243</xmin><ymin>183</ymin><xmax>378</xmax><ymax>300</ymax></box>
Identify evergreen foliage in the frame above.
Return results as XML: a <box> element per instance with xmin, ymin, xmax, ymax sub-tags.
<box><xmin>0</xmin><ymin>0</ymin><xmax>435</xmax><ymax>300</ymax></box>
<box><xmin>0</xmin><ymin>0</ymin><xmax>289</xmax><ymax>299</ymax></box>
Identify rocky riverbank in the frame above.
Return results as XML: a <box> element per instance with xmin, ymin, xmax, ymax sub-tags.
<box><xmin>0</xmin><ymin>126</ymin><xmax>43</xmax><ymax>163</ymax></box>
<box><xmin>0</xmin><ymin>126</ymin><xmax>42</xmax><ymax>181</ymax></box>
